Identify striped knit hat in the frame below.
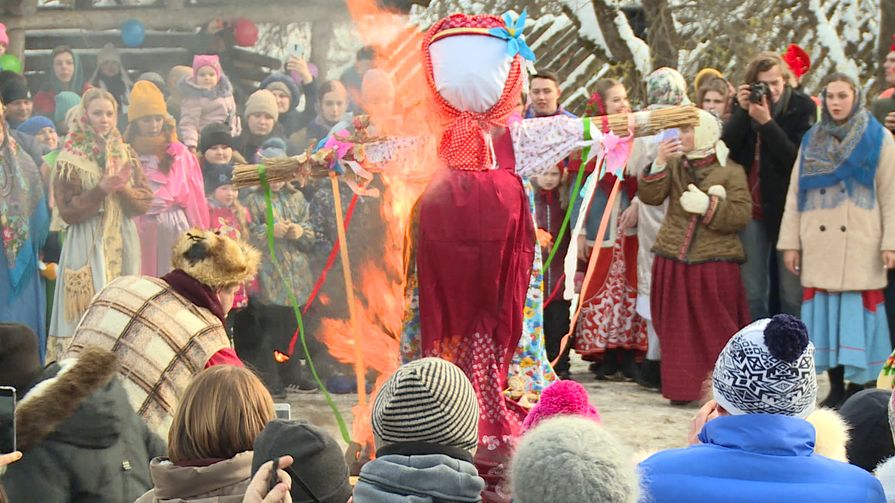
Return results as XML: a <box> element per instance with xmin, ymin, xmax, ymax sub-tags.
<box><xmin>372</xmin><ymin>358</ymin><xmax>479</xmax><ymax>452</ymax></box>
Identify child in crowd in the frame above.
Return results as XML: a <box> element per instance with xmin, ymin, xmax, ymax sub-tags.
<box><xmin>18</xmin><ymin>116</ymin><xmax>58</xmax><ymax>152</ymax></box>
<box><xmin>178</xmin><ymin>54</ymin><xmax>241</xmax><ymax>150</ymax></box>
<box><xmin>531</xmin><ymin>164</ymin><xmax>572</xmax><ymax>378</ymax></box>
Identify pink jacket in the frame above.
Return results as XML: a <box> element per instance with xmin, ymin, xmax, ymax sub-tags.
<box><xmin>144</xmin><ymin>141</ymin><xmax>210</xmax><ymax>229</ymax></box>
<box><xmin>177</xmin><ymin>75</ymin><xmax>241</xmax><ymax>148</ymax></box>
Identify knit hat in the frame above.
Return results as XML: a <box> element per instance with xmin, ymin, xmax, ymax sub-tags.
<box><xmin>54</xmin><ymin>91</ymin><xmax>81</xmax><ymax>127</ymax></box>
<box><xmin>96</xmin><ymin>43</ymin><xmax>122</xmax><ymax>69</ymax></box>
<box><xmin>199</xmin><ymin>122</ymin><xmax>235</xmax><ymax>154</ymax></box>
<box><xmin>204</xmin><ymin>163</ymin><xmax>233</xmax><ymax>194</ymax></box>
<box><xmin>128</xmin><ymin>80</ymin><xmax>168</xmax><ymax>123</ymax></box>
<box><xmin>0</xmin><ymin>24</ymin><xmax>7</xmax><ymax>48</ymax></box>
<box><xmin>260</xmin><ymin>73</ymin><xmax>300</xmax><ymax>108</ymax></box>
<box><xmin>171</xmin><ymin>229</ymin><xmax>260</xmax><ymax>288</ymax></box>
<box><xmin>522</xmin><ymin>380</ymin><xmax>601</xmax><ymax>432</ymax></box>
<box><xmin>1</xmin><ymin>79</ymin><xmax>30</xmax><ymax>104</ymax></box>
<box><xmin>712</xmin><ymin>314</ymin><xmax>817</xmax><ymax>418</ymax></box>
<box><xmin>251</xmin><ymin>419</ymin><xmax>353</xmax><ymax>503</ymax></box>
<box><xmin>17</xmin><ymin>116</ymin><xmax>54</xmax><ymax>137</ymax></box>
<box><xmin>192</xmin><ymin>54</ymin><xmax>222</xmax><ymax>80</ymax></box>
<box><xmin>259</xmin><ymin>137</ymin><xmax>287</xmax><ymax>159</ymax></box>
<box><xmin>137</xmin><ymin>72</ymin><xmax>167</xmax><ymax>95</ymax></box>
<box><xmin>373</xmin><ymin>357</ymin><xmax>479</xmax><ymax>452</ymax></box>
<box><xmin>244</xmin><ymin>89</ymin><xmax>279</xmax><ymax>120</ymax></box>
<box><xmin>840</xmin><ymin>389</ymin><xmax>895</xmax><ymax>472</ymax></box>
<box><xmin>511</xmin><ymin>416</ymin><xmax>640</xmax><ymax>503</ymax></box>
<box><xmin>0</xmin><ymin>324</ymin><xmax>42</xmax><ymax>394</ymax></box>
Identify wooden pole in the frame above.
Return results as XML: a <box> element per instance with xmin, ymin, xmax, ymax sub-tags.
<box><xmin>330</xmin><ymin>173</ymin><xmax>367</xmax><ymax>407</ymax></box>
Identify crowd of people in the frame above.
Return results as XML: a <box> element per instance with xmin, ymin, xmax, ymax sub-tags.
<box><xmin>1</xmin><ymin>9</ymin><xmax>895</xmax><ymax>503</ymax></box>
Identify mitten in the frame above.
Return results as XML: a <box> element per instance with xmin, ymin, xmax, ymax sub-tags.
<box><xmin>679</xmin><ymin>184</ymin><xmax>710</xmax><ymax>215</ymax></box>
<box><xmin>707</xmin><ymin>185</ymin><xmax>727</xmax><ymax>200</ymax></box>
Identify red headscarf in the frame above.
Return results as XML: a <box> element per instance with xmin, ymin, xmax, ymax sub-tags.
<box><xmin>422</xmin><ymin>14</ymin><xmax>525</xmax><ymax>171</ymax></box>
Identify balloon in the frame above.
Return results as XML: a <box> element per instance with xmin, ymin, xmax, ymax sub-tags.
<box><xmin>121</xmin><ymin>19</ymin><xmax>145</xmax><ymax>48</ymax></box>
<box><xmin>233</xmin><ymin>18</ymin><xmax>258</xmax><ymax>47</ymax></box>
<box><xmin>0</xmin><ymin>54</ymin><xmax>22</xmax><ymax>74</ymax></box>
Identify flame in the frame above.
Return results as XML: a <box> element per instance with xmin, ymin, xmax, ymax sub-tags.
<box><xmin>273</xmin><ymin>349</ymin><xmax>290</xmax><ymax>364</ymax></box>
<box><xmin>317</xmin><ymin>0</ymin><xmax>439</xmax><ymax>451</ymax></box>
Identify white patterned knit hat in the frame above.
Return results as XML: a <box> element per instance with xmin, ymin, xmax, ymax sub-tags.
<box><xmin>372</xmin><ymin>357</ymin><xmax>479</xmax><ymax>452</ymax></box>
<box><xmin>712</xmin><ymin>314</ymin><xmax>817</xmax><ymax>418</ymax></box>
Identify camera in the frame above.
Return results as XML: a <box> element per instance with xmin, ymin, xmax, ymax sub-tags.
<box><xmin>749</xmin><ymin>82</ymin><xmax>770</xmax><ymax>104</ymax></box>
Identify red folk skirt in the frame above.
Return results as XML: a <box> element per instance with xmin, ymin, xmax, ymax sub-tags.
<box><xmin>651</xmin><ymin>256</ymin><xmax>750</xmax><ymax>402</ymax></box>
<box><xmin>573</xmin><ymin>235</ymin><xmax>647</xmax><ymax>359</ymax></box>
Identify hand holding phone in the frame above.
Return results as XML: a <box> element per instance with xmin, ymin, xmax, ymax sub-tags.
<box><xmin>0</xmin><ymin>386</ymin><xmax>16</xmax><ymax>456</ymax></box>
<box><xmin>658</xmin><ymin>128</ymin><xmax>680</xmax><ymax>142</ymax></box>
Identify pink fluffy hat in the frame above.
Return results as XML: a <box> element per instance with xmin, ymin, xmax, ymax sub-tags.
<box><xmin>522</xmin><ymin>380</ymin><xmax>601</xmax><ymax>432</ymax></box>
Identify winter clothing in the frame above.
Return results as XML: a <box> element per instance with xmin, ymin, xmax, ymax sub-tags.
<box><xmin>839</xmin><ymin>389</ymin><xmax>895</xmax><ymax>471</ymax></box>
<box><xmin>374</xmin><ymin>358</ymin><xmax>479</xmax><ymax>453</ymax></box>
<box><xmin>639</xmin><ymin>414</ymin><xmax>886</xmax><ymax>503</ymax></box>
<box><xmin>33</xmin><ymin>48</ymin><xmax>85</xmax><ymax>117</ymax></box>
<box><xmin>713</xmin><ymin>315</ymin><xmax>817</xmax><ymax>418</ymax></box>
<box><xmin>192</xmin><ymin>54</ymin><xmax>222</xmax><ymax>80</ymax></box>
<box><xmin>137</xmin><ymin>72</ymin><xmax>167</xmax><ymax>96</ymax></box>
<box><xmin>60</xmin><ymin>231</ymin><xmax>256</xmax><ymax>435</ymax></box>
<box><xmin>1</xmin><ymin>347</ymin><xmax>165</xmax><ymax>503</ymax></box>
<box><xmin>0</xmin><ymin>324</ymin><xmax>43</xmax><ymax>395</ymax></box>
<box><xmin>511</xmin><ymin>416</ymin><xmax>639</xmax><ymax>503</ymax></box>
<box><xmin>244</xmin><ymin>89</ymin><xmax>279</xmax><ymax>121</ymax></box>
<box><xmin>199</xmin><ymin>121</ymin><xmax>236</xmax><ymax>155</ymax></box>
<box><xmin>134</xmin><ymin>451</ymin><xmax>253</xmax><ymax>503</ymax></box>
<box><xmin>54</xmin><ymin>91</ymin><xmax>80</xmax><ymax>129</ymax></box>
<box><xmin>17</xmin><ymin>115</ymin><xmax>54</xmax><ymax>137</ymax></box>
<box><xmin>805</xmin><ymin>407</ymin><xmax>850</xmax><ymax>463</ymax></box>
<box><xmin>354</xmin><ymin>444</ymin><xmax>485</xmax><ymax>503</ymax></box>
<box><xmin>88</xmin><ymin>43</ymin><xmax>133</xmax><ymax>118</ymax></box>
<box><xmin>260</xmin><ymin>72</ymin><xmax>315</xmax><ymax>137</ymax></box>
<box><xmin>0</xmin><ymin>23</ymin><xmax>7</xmax><ymax>47</ymax></box>
<box><xmin>251</xmin><ymin>419</ymin><xmax>353</xmax><ymax>503</ymax></box>
<box><xmin>1</xmin><ymin>79</ymin><xmax>30</xmax><ymax>106</ymax></box>
<box><xmin>874</xmin><ymin>456</ymin><xmax>895</xmax><ymax>502</ymax></box>
<box><xmin>521</xmin><ymin>380</ymin><xmax>600</xmax><ymax>432</ymax></box>
<box><xmin>128</xmin><ymin>80</ymin><xmax>167</xmax><ymax>123</ymax></box>
<box><xmin>178</xmin><ymin>73</ymin><xmax>240</xmax><ymax>148</ymax></box>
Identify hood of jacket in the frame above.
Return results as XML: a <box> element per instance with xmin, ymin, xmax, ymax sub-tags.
<box><xmin>698</xmin><ymin>414</ymin><xmax>816</xmax><ymax>457</ymax></box>
<box><xmin>136</xmin><ymin>451</ymin><xmax>253</xmax><ymax>502</ymax></box>
<box><xmin>15</xmin><ymin>347</ymin><xmax>124</xmax><ymax>451</ymax></box>
<box><xmin>178</xmin><ymin>74</ymin><xmax>235</xmax><ymax>100</ymax></box>
<box><xmin>260</xmin><ymin>72</ymin><xmax>301</xmax><ymax>109</ymax></box>
<box><xmin>354</xmin><ymin>451</ymin><xmax>484</xmax><ymax>503</ymax></box>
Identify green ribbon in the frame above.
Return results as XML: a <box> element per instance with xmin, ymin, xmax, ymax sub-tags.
<box><xmin>259</xmin><ymin>165</ymin><xmax>352</xmax><ymax>443</ymax></box>
<box><xmin>543</xmin><ymin>117</ymin><xmax>592</xmax><ymax>270</ymax></box>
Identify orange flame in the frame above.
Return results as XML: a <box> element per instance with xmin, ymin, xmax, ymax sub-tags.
<box><xmin>273</xmin><ymin>349</ymin><xmax>290</xmax><ymax>364</ymax></box>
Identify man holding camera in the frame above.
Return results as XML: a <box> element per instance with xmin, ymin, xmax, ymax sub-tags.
<box><xmin>722</xmin><ymin>52</ymin><xmax>816</xmax><ymax>320</ymax></box>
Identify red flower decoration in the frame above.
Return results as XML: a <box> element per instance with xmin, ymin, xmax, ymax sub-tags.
<box><xmin>783</xmin><ymin>44</ymin><xmax>810</xmax><ymax>79</ymax></box>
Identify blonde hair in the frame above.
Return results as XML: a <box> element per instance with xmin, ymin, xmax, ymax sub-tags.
<box><xmin>80</xmin><ymin>88</ymin><xmax>119</xmax><ymax>130</ymax></box>
<box><xmin>167</xmin><ymin>365</ymin><xmax>274</xmax><ymax>463</ymax></box>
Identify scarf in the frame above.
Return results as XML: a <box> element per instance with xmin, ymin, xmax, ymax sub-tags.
<box><xmin>0</xmin><ymin>130</ymin><xmax>48</xmax><ymax>295</ymax></box>
<box><xmin>96</xmin><ymin>72</ymin><xmax>130</xmax><ymax>106</ymax></box>
<box><xmin>423</xmin><ymin>15</ymin><xmax>524</xmax><ymax>171</ymax></box>
<box><xmin>49</xmin><ymin>51</ymin><xmax>84</xmax><ymax>95</ymax></box>
<box><xmin>798</xmin><ymin>87</ymin><xmax>884</xmax><ymax>211</ymax></box>
<box><xmin>161</xmin><ymin>269</ymin><xmax>226</xmax><ymax>324</ymax></box>
<box><xmin>57</xmin><ymin>103</ymin><xmax>133</xmax><ymax>283</ymax></box>
<box><xmin>687</xmin><ymin>108</ymin><xmax>729</xmax><ymax>165</ymax></box>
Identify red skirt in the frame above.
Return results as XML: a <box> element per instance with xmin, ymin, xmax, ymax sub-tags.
<box><xmin>651</xmin><ymin>256</ymin><xmax>750</xmax><ymax>402</ymax></box>
<box><xmin>573</xmin><ymin>235</ymin><xmax>647</xmax><ymax>359</ymax></box>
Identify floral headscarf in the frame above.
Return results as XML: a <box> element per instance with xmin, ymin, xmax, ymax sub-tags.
<box><xmin>646</xmin><ymin>67</ymin><xmax>691</xmax><ymax>108</ymax></box>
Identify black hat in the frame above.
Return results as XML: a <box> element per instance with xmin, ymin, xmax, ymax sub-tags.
<box><xmin>252</xmin><ymin>419</ymin><xmax>352</xmax><ymax>503</ymax></box>
<box><xmin>199</xmin><ymin>122</ymin><xmax>235</xmax><ymax>155</ymax></box>
<box><xmin>0</xmin><ymin>324</ymin><xmax>42</xmax><ymax>394</ymax></box>
<box><xmin>840</xmin><ymin>389</ymin><xmax>895</xmax><ymax>472</ymax></box>
<box><xmin>1</xmin><ymin>79</ymin><xmax>30</xmax><ymax>105</ymax></box>
<box><xmin>203</xmin><ymin>163</ymin><xmax>234</xmax><ymax>194</ymax></box>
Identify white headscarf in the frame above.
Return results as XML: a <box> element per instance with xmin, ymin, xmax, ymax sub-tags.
<box><xmin>687</xmin><ymin>108</ymin><xmax>728</xmax><ymax>166</ymax></box>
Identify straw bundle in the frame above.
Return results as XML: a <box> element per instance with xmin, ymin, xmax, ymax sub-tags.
<box><xmin>599</xmin><ymin>105</ymin><xmax>700</xmax><ymax>137</ymax></box>
<box><xmin>231</xmin><ymin>149</ymin><xmax>334</xmax><ymax>189</ymax></box>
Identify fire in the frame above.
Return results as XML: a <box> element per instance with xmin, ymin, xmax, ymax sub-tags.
<box><xmin>273</xmin><ymin>349</ymin><xmax>290</xmax><ymax>364</ymax></box>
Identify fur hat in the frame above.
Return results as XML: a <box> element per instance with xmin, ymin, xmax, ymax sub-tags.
<box><xmin>713</xmin><ymin>314</ymin><xmax>817</xmax><ymax>418</ymax></box>
<box><xmin>252</xmin><ymin>419</ymin><xmax>353</xmax><ymax>503</ymax></box>
<box><xmin>511</xmin><ymin>416</ymin><xmax>640</xmax><ymax>503</ymax></box>
<box><xmin>839</xmin><ymin>388</ymin><xmax>895</xmax><ymax>471</ymax></box>
<box><xmin>373</xmin><ymin>357</ymin><xmax>479</xmax><ymax>453</ymax></box>
<box><xmin>522</xmin><ymin>380</ymin><xmax>600</xmax><ymax>432</ymax></box>
<box><xmin>171</xmin><ymin>229</ymin><xmax>260</xmax><ymax>288</ymax></box>
<box><xmin>128</xmin><ymin>80</ymin><xmax>168</xmax><ymax>123</ymax></box>
<box><xmin>0</xmin><ymin>324</ymin><xmax>42</xmax><ymax>394</ymax></box>
<box><xmin>192</xmin><ymin>54</ymin><xmax>222</xmax><ymax>80</ymax></box>
<box><xmin>244</xmin><ymin>89</ymin><xmax>279</xmax><ymax>120</ymax></box>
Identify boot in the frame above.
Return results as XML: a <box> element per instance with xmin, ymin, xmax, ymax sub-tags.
<box><xmin>637</xmin><ymin>359</ymin><xmax>661</xmax><ymax>390</ymax></box>
<box><xmin>595</xmin><ymin>349</ymin><xmax>619</xmax><ymax>380</ymax></box>
<box><xmin>820</xmin><ymin>366</ymin><xmax>846</xmax><ymax>409</ymax></box>
<box><xmin>621</xmin><ymin>350</ymin><xmax>639</xmax><ymax>381</ymax></box>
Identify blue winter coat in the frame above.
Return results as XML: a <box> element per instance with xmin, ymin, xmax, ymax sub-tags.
<box><xmin>639</xmin><ymin>414</ymin><xmax>885</xmax><ymax>503</ymax></box>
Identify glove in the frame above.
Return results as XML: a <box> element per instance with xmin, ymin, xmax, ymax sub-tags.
<box><xmin>707</xmin><ymin>185</ymin><xmax>727</xmax><ymax>200</ymax></box>
<box><xmin>679</xmin><ymin>184</ymin><xmax>710</xmax><ymax>215</ymax></box>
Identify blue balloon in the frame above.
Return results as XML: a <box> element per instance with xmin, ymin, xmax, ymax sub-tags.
<box><xmin>121</xmin><ymin>19</ymin><xmax>145</xmax><ymax>47</ymax></box>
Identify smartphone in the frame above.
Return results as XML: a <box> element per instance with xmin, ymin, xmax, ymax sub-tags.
<box><xmin>274</xmin><ymin>402</ymin><xmax>291</xmax><ymax>420</ymax></box>
<box><xmin>0</xmin><ymin>386</ymin><xmax>15</xmax><ymax>455</ymax></box>
<box><xmin>659</xmin><ymin>128</ymin><xmax>680</xmax><ymax>142</ymax></box>
<box><xmin>291</xmin><ymin>43</ymin><xmax>304</xmax><ymax>60</ymax></box>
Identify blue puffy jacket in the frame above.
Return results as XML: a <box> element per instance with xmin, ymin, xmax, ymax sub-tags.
<box><xmin>639</xmin><ymin>414</ymin><xmax>885</xmax><ymax>503</ymax></box>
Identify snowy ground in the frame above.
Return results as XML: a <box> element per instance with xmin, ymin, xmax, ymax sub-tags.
<box><xmin>287</xmin><ymin>352</ymin><xmax>831</xmax><ymax>455</ymax></box>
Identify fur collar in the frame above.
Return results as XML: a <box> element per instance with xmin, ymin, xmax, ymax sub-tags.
<box><xmin>177</xmin><ymin>74</ymin><xmax>234</xmax><ymax>99</ymax></box>
<box><xmin>806</xmin><ymin>407</ymin><xmax>850</xmax><ymax>462</ymax></box>
<box><xmin>875</xmin><ymin>456</ymin><xmax>895</xmax><ymax>501</ymax></box>
<box><xmin>16</xmin><ymin>348</ymin><xmax>118</xmax><ymax>451</ymax></box>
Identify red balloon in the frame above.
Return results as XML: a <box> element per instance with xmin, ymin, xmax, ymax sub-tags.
<box><xmin>233</xmin><ymin>18</ymin><xmax>258</xmax><ymax>47</ymax></box>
